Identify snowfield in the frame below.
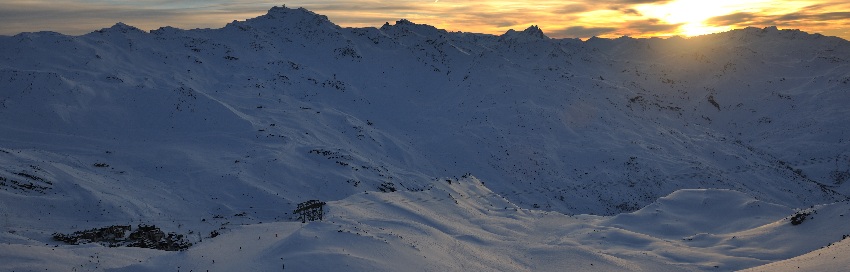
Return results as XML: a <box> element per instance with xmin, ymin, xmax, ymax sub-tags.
<box><xmin>1</xmin><ymin>6</ymin><xmax>849</xmax><ymax>271</ymax></box>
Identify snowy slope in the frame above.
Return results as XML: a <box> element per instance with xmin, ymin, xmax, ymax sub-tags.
<box><xmin>3</xmin><ymin>179</ymin><xmax>847</xmax><ymax>271</ymax></box>
<box><xmin>743</xmin><ymin>239</ymin><xmax>850</xmax><ymax>271</ymax></box>
<box><xmin>1</xmin><ymin>5</ymin><xmax>849</xmax><ymax>271</ymax></box>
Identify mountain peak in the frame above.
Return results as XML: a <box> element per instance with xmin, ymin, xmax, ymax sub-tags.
<box><xmin>260</xmin><ymin>5</ymin><xmax>331</xmax><ymax>23</ymax></box>
<box><xmin>396</xmin><ymin>19</ymin><xmax>415</xmax><ymax>25</ymax></box>
<box><xmin>380</xmin><ymin>19</ymin><xmax>447</xmax><ymax>37</ymax></box>
<box><xmin>226</xmin><ymin>5</ymin><xmax>339</xmax><ymax>32</ymax></box>
<box><xmin>523</xmin><ymin>25</ymin><xmax>546</xmax><ymax>37</ymax></box>
<box><xmin>266</xmin><ymin>5</ymin><xmax>315</xmax><ymax>17</ymax></box>
<box><xmin>92</xmin><ymin>22</ymin><xmax>146</xmax><ymax>35</ymax></box>
<box><xmin>501</xmin><ymin>25</ymin><xmax>548</xmax><ymax>40</ymax></box>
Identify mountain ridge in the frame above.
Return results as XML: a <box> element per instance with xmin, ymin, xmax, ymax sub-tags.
<box><xmin>1</xmin><ymin>5</ymin><xmax>849</xmax><ymax>270</ymax></box>
<box><xmin>2</xmin><ymin>5</ymin><xmax>848</xmax><ymax>215</ymax></box>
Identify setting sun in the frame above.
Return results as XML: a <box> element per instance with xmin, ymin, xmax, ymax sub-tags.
<box><xmin>634</xmin><ymin>0</ymin><xmax>753</xmax><ymax>36</ymax></box>
<box><xmin>631</xmin><ymin>0</ymin><xmax>827</xmax><ymax>37</ymax></box>
<box><xmin>1</xmin><ymin>1</ymin><xmax>849</xmax><ymax>40</ymax></box>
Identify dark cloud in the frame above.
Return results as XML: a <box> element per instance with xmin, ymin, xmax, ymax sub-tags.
<box><xmin>603</xmin><ymin>5</ymin><xmax>644</xmax><ymax>16</ymax></box>
<box><xmin>706</xmin><ymin>9</ymin><xmax>850</xmax><ymax>27</ymax></box>
<box><xmin>596</xmin><ymin>0</ymin><xmax>673</xmax><ymax>11</ymax></box>
<box><xmin>706</xmin><ymin>12</ymin><xmax>759</xmax><ymax>26</ymax></box>
<box><xmin>549</xmin><ymin>2</ymin><xmax>653</xmax><ymax>15</ymax></box>
<box><xmin>623</xmin><ymin>19</ymin><xmax>682</xmax><ymax>33</ymax></box>
<box><xmin>492</xmin><ymin>20</ymin><xmax>522</xmax><ymax>28</ymax></box>
<box><xmin>621</xmin><ymin>8</ymin><xmax>641</xmax><ymax>15</ymax></box>
<box><xmin>550</xmin><ymin>26</ymin><xmax>617</xmax><ymax>38</ymax></box>
<box><xmin>777</xmin><ymin>11</ymin><xmax>850</xmax><ymax>22</ymax></box>
<box><xmin>295</xmin><ymin>3</ymin><xmax>424</xmax><ymax>12</ymax></box>
<box><xmin>554</xmin><ymin>4</ymin><xmax>593</xmax><ymax>14</ymax></box>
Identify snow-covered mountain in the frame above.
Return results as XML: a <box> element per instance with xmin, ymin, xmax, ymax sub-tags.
<box><xmin>1</xmin><ymin>6</ymin><xmax>849</xmax><ymax>271</ymax></box>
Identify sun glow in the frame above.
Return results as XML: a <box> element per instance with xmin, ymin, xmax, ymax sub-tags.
<box><xmin>636</xmin><ymin>0</ymin><xmax>769</xmax><ymax>36</ymax></box>
<box><xmin>2</xmin><ymin>1</ymin><xmax>850</xmax><ymax>40</ymax></box>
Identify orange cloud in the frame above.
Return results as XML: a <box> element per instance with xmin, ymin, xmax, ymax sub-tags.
<box><xmin>703</xmin><ymin>2</ymin><xmax>850</xmax><ymax>38</ymax></box>
<box><xmin>0</xmin><ymin>0</ymin><xmax>847</xmax><ymax>40</ymax></box>
<box><xmin>302</xmin><ymin>0</ymin><xmax>850</xmax><ymax>39</ymax></box>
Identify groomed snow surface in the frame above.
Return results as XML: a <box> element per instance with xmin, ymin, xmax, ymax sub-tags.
<box><xmin>2</xmin><ymin>181</ymin><xmax>849</xmax><ymax>271</ymax></box>
<box><xmin>1</xmin><ymin>6</ymin><xmax>850</xmax><ymax>271</ymax></box>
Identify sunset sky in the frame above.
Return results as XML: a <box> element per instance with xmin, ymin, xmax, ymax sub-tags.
<box><xmin>1</xmin><ymin>0</ymin><xmax>849</xmax><ymax>40</ymax></box>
